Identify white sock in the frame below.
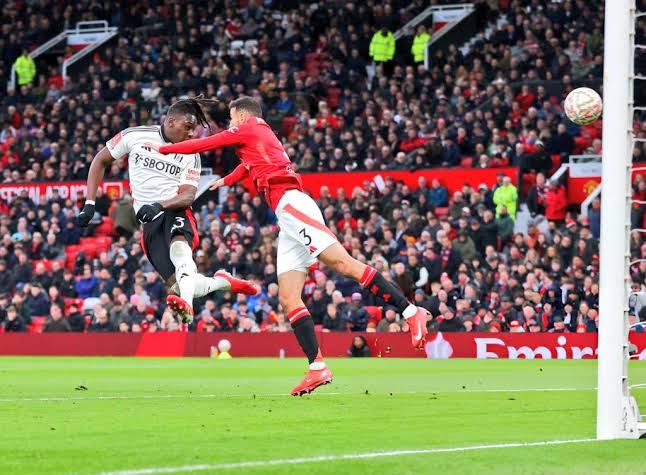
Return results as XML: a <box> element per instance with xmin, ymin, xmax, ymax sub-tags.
<box><xmin>309</xmin><ymin>361</ymin><xmax>326</xmax><ymax>370</ymax></box>
<box><xmin>169</xmin><ymin>240</ymin><xmax>197</xmax><ymax>306</ymax></box>
<box><xmin>403</xmin><ymin>304</ymin><xmax>417</xmax><ymax>319</ymax></box>
<box><xmin>170</xmin><ymin>274</ymin><xmax>230</xmax><ymax>298</ymax></box>
<box><xmin>194</xmin><ymin>274</ymin><xmax>230</xmax><ymax>297</ymax></box>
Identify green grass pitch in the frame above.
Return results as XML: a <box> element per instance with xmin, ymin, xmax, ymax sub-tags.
<box><xmin>2</xmin><ymin>357</ymin><xmax>646</xmax><ymax>474</ymax></box>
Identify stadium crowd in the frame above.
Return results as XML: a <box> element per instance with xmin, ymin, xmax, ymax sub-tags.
<box><xmin>0</xmin><ymin>0</ymin><xmax>621</xmax><ymax>184</ymax></box>
<box><xmin>0</xmin><ymin>0</ymin><xmax>645</xmax><ymax>336</ymax></box>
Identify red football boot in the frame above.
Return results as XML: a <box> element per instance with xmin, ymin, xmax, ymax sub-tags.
<box><xmin>406</xmin><ymin>306</ymin><xmax>429</xmax><ymax>350</ymax></box>
<box><xmin>214</xmin><ymin>270</ymin><xmax>260</xmax><ymax>296</ymax></box>
<box><xmin>290</xmin><ymin>367</ymin><xmax>334</xmax><ymax>396</ymax></box>
<box><xmin>166</xmin><ymin>294</ymin><xmax>194</xmax><ymax>324</ymax></box>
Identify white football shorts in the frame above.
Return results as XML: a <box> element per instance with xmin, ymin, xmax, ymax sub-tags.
<box><xmin>275</xmin><ymin>190</ymin><xmax>338</xmax><ymax>275</ymax></box>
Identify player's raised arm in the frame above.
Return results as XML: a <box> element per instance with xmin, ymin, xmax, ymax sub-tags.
<box><xmin>147</xmin><ymin>128</ymin><xmax>243</xmax><ymax>155</ymax></box>
<box><xmin>77</xmin><ymin>146</ymin><xmax>115</xmax><ymax>227</ymax></box>
<box><xmin>210</xmin><ymin>163</ymin><xmax>249</xmax><ymax>191</ymax></box>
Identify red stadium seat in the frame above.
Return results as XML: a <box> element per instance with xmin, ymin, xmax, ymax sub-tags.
<box><xmin>94</xmin><ymin>217</ymin><xmax>115</xmax><ymax>237</ymax></box>
<box><xmin>29</xmin><ymin>316</ymin><xmax>48</xmax><ymax>333</ymax></box>
<box><xmin>80</xmin><ymin>243</ymin><xmax>98</xmax><ymax>259</ymax></box>
<box><xmin>460</xmin><ymin>156</ymin><xmax>473</xmax><ymax>168</ymax></box>
<box><xmin>64</xmin><ymin>298</ymin><xmax>84</xmax><ymax>316</ymax></box>
<box><xmin>435</xmin><ymin>207</ymin><xmax>449</xmax><ymax>219</ymax></box>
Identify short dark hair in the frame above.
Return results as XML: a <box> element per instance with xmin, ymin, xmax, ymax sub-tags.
<box><xmin>167</xmin><ymin>95</ymin><xmax>218</xmax><ymax>129</ymax></box>
<box><xmin>229</xmin><ymin>96</ymin><xmax>262</xmax><ymax>117</ymax></box>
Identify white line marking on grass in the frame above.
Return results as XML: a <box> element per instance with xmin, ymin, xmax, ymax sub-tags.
<box><xmin>0</xmin><ymin>387</ymin><xmax>603</xmax><ymax>403</ymax></box>
<box><xmin>99</xmin><ymin>438</ymin><xmax>597</xmax><ymax>475</ymax></box>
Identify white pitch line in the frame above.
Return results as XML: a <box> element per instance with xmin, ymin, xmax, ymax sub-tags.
<box><xmin>0</xmin><ymin>387</ymin><xmax>602</xmax><ymax>403</ymax></box>
<box><xmin>99</xmin><ymin>438</ymin><xmax>597</xmax><ymax>475</ymax></box>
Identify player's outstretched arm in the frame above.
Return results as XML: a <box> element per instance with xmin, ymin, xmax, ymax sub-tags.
<box><xmin>210</xmin><ymin>164</ymin><xmax>249</xmax><ymax>191</ymax></box>
<box><xmin>148</xmin><ymin>128</ymin><xmax>242</xmax><ymax>155</ymax></box>
<box><xmin>78</xmin><ymin>146</ymin><xmax>113</xmax><ymax>227</ymax></box>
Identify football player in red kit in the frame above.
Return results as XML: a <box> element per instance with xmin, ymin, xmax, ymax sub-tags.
<box><xmin>146</xmin><ymin>96</ymin><xmax>429</xmax><ymax>396</ymax></box>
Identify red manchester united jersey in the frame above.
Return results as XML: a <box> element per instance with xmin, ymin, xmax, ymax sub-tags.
<box><xmin>159</xmin><ymin>117</ymin><xmax>302</xmax><ymax>209</ymax></box>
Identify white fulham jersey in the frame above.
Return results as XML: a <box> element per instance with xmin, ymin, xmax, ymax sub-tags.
<box><xmin>106</xmin><ymin>125</ymin><xmax>201</xmax><ymax>213</ymax></box>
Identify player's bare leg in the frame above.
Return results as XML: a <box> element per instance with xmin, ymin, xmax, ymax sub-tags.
<box><xmin>279</xmin><ymin>270</ymin><xmax>333</xmax><ymax>396</ymax></box>
<box><xmin>318</xmin><ymin>242</ymin><xmax>428</xmax><ymax>348</ymax></box>
<box><xmin>166</xmin><ymin>236</ymin><xmax>258</xmax><ymax>324</ymax></box>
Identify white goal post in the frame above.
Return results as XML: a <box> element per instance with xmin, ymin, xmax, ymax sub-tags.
<box><xmin>596</xmin><ymin>0</ymin><xmax>646</xmax><ymax>439</ymax></box>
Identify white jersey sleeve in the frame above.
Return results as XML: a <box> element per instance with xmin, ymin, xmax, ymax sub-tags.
<box><xmin>179</xmin><ymin>153</ymin><xmax>201</xmax><ymax>188</ymax></box>
<box><xmin>105</xmin><ymin>130</ymin><xmax>134</xmax><ymax>160</ymax></box>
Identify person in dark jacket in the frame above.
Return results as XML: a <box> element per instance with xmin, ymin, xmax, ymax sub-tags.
<box><xmin>480</xmin><ymin>210</ymin><xmax>499</xmax><ymax>250</ymax></box>
<box><xmin>527</xmin><ymin>172</ymin><xmax>547</xmax><ymax>216</ymax></box>
<box><xmin>348</xmin><ymin>335</ymin><xmax>371</xmax><ymax>357</ymax></box>
<box><xmin>438</xmin><ymin>311</ymin><xmax>465</xmax><ymax>332</ymax></box>
<box><xmin>308</xmin><ymin>288</ymin><xmax>329</xmax><ymax>325</ymax></box>
<box><xmin>0</xmin><ymin>260</ymin><xmax>13</xmax><ymax>294</ymax></box>
<box><xmin>13</xmin><ymin>252</ymin><xmax>32</xmax><ymax>286</ymax></box>
<box><xmin>3</xmin><ymin>305</ymin><xmax>25</xmax><ymax>332</ymax></box>
<box><xmin>42</xmin><ymin>304</ymin><xmax>71</xmax><ymax>332</ymax></box>
<box><xmin>67</xmin><ymin>303</ymin><xmax>85</xmax><ymax>332</ymax></box>
<box><xmin>322</xmin><ymin>303</ymin><xmax>345</xmax><ymax>332</ymax></box>
<box><xmin>25</xmin><ymin>284</ymin><xmax>50</xmax><ymax>316</ymax></box>
<box><xmin>88</xmin><ymin>307</ymin><xmax>115</xmax><ymax>332</ymax></box>
<box><xmin>346</xmin><ymin>293</ymin><xmax>369</xmax><ymax>331</ymax></box>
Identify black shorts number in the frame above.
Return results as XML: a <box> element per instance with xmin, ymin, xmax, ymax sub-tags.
<box><xmin>299</xmin><ymin>228</ymin><xmax>312</xmax><ymax>246</ymax></box>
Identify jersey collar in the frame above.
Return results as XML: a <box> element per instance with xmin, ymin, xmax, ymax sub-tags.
<box><xmin>159</xmin><ymin>124</ymin><xmax>171</xmax><ymax>143</ymax></box>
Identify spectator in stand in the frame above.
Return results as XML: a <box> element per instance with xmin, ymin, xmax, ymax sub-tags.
<box><xmin>438</xmin><ymin>311</ymin><xmax>464</xmax><ymax>332</ymax></box>
<box><xmin>42</xmin><ymin>304</ymin><xmax>71</xmax><ymax>332</ymax></box>
<box><xmin>588</xmin><ymin>197</ymin><xmax>601</xmax><ymax>239</ymax></box>
<box><xmin>67</xmin><ymin>303</ymin><xmax>85</xmax><ymax>332</ymax></box>
<box><xmin>88</xmin><ymin>306</ymin><xmax>115</xmax><ymax>332</ymax></box>
<box><xmin>493</xmin><ymin>176</ymin><xmax>518</xmax><ymax>220</ymax></box>
<box><xmin>346</xmin><ymin>293</ymin><xmax>369</xmax><ymax>331</ymax></box>
<box><xmin>544</xmin><ymin>180</ymin><xmax>568</xmax><ymax>226</ymax></box>
<box><xmin>112</xmin><ymin>193</ymin><xmax>138</xmax><ymax>238</ymax></box>
<box><xmin>3</xmin><ymin>305</ymin><xmax>25</xmax><ymax>332</ymax></box>
<box><xmin>428</xmin><ymin>179</ymin><xmax>449</xmax><ymax>208</ymax></box>
<box><xmin>25</xmin><ymin>284</ymin><xmax>49</xmax><ymax>316</ymax></box>
<box><xmin>76</xmin><ymin>264</ymin><xmax>99</xmax><ymax>299</ymax></box>
<box><xmin>322</xmin><ymin>303</ymin><xmax>344</xmax><ymax>332</ymax></box>
<box><xmin>376</xmin><ymin>308</ymin><xmax>398</xmax><ymax>332</ymax></box>
<box><xmin>527</xmin><ymin>172</ymin><xmax>547</xmax><ymax>217</ymax></box>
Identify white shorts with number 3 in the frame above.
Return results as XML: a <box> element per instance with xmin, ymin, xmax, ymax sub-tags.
<box><xmin>275</xmin><ymin>190</ymin><xmax>338</xmax><ymax>275</ymax></box>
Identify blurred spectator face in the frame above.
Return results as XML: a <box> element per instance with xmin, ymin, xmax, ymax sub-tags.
<box><xmin>119</xmin><ymin>321</ymin><xmax>129</xmax><ymax>333</ymax></box>
<box><xmin>50</xmin><ymin>305</ymin><xmax>62</xmax><ymax>321</ymax></box>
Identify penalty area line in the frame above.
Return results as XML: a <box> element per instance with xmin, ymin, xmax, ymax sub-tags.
<box><xmin>98</xmin><ymin>438</ymin><xmax>597</xmax><ymax>475</ymax></box>
<box><xmin>0</xmin><ymin>387</ymin><xmax>600</xmax><ymax>403</ymax></box>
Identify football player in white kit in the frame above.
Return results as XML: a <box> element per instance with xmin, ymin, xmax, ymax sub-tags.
<box><xmin>78</xmin><ymin>97</ymin><xmax>258</xmax><ymax>323</ymax></box>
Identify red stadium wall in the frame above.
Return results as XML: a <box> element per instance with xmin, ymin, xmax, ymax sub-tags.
<box><xmin>0</xmin><ymin>168</ymin><xmax>518</xmax><ymax>205</ymax></box>
<box><xmin>2</xmin><ymin>332</ymin><xmax>646</xmax><ymax>359</ymax></box>
<box><xmin>297</xmin><ymin>167</ymin><xmax>518</xmax><ymax>199</ymax></box>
